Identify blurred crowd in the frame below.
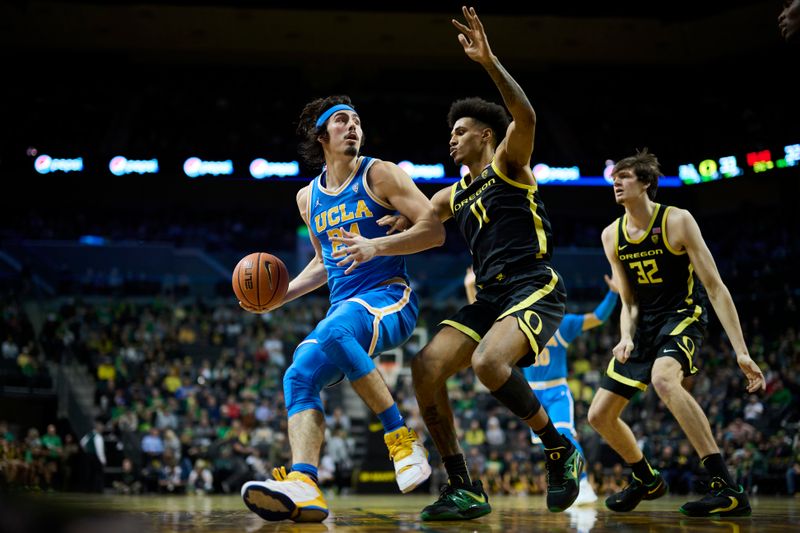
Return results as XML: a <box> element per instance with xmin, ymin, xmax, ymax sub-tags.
<box><xmin>2</xmin><ymin>280</ymin><xmax>799</xmax><ymax>496</ymax></box>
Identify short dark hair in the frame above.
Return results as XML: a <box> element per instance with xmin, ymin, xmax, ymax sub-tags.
<box><xmin>447</xmin><ymin>97</ymin><xmax>510</xmax><ymax>148</ymax></box>
<box><xmin>296</xmin><ymin>95</ymin><xmax>360</xmax><ymax>169</ymax></box>
<box><xmin>613</xmin><ymin>148</ymin><xmax>661</xmax><ymax>200</ymax></box>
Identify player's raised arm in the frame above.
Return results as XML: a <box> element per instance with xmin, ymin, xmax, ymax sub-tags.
<box><xmin>452</xmin><ymin>6</ymin><xmax>535</xmax><ymax>175</ymax></box>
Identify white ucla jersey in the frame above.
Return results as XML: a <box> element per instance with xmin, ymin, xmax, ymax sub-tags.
<box><xmin>307</xmin><ymin>156</ymin><xmax>408</xmax><ymax>304</ymax></box>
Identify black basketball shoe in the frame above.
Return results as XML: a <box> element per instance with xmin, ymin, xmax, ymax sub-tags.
<box><xmin>605</xmin><ymin>471</ymin><xmax>668</xmax><ymax>512</ymax></box>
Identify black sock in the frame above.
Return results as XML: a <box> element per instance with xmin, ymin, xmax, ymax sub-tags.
<box><xmin>702</xmin><ymin>453</ymin><xmax>736</xmax><ymax>487</ymax></box>
<box><xmin>490</xmin><ymin>368</ymin><xmax>541</xmax><ymax>420</ymax></box>
<box><xmin>442</xmin><ymin>454</ymin><xmax>472</xmax><ymax>488</ymax></box>
<box><xmin>630</xmin><ymin>457</ymin><xmax>657</xmax><ymax>484</ymax></box>
<box><xmin>533</xmin><ymin>420</ymin><xmax>569</xmax><ymax>450</ymax></box>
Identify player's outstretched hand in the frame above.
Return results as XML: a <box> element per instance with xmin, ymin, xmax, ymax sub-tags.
<box><xmin>452</xmin><ymin>6</ymin><xmax>494</xmax><ymax>65</ymax></box>
<box><xmin>330</xmin><ymin>230</ymin><xmax>378</xmax><ymax>274</ymax></box>
<box><xmin>377</xmin><ymin>214</ymin><xmax>410</xmax><ymax>234</ymax></box>
<box><xmin>737</xmin><ymin>353</ymin><xmax>766</xmax><ymax>393</ymax></box>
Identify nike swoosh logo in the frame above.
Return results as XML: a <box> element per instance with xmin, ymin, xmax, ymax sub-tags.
<box><xmin>463</xmin><ymin>491</ymin><xmax>487</xmax><ymax>504</ymax></box>
<box><xmin>647</xmin><ymin>481</ymin><xmax>663</xmax><ymax>495</ymax></box>
<box><xmin>709</xmin><ymin>497</ymin><xmax>738</xmax><ymax>514</ymax></box>
<box><xmin>618</xmin><ymin>244</ymin><xmax>629</xmax><ymax>251</ymax></box>
<box><xmin>662</xmin><ymin>349</ymin><xmax>678</xmax><ymax>353</ymax></box>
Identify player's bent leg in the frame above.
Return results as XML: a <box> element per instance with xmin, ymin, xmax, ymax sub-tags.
<box><xmin>649</xmin><ymin>359</ymin><xmax>752</xmax><ymax>517</ymax></box>
<box><xmin>414</xmin><ymin>327</ymin><xmax>490</xmax><ymax>520</ymax></box>
<box><xmin>412</xmin><ymin>326</ymin><xmax>475</xmax><ymax>456</ymax></box>
<box><xmin>242</xmin><ymin>467</ymin><xmax>329</xmax><ymax>523</ymax></box>
<box><xmin>317</xmin><ymin>291</ymin><xmax>432</xmax><ymax>494</ymax></box>
<box><xmin>474</xmin><ymin>319</ymin><xmax>582</xmax><ymax>512</ymax></box>
<box><xmin>589</xmin><ymin>388</ymin><xmax>667</xmax><ymax>512</ymax></box>
<box><xmin>314</xmin><ymin>304</ymin><xmax>377</xmax><ymax>384</ymax></box>
<box><xmin>242</xmin><ymin>342</ymin><xmax>338</xmax><ymax>522</ymax></box>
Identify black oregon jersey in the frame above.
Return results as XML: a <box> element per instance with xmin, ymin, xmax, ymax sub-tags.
<box><xmin>615</xmin><ymin>204</ymin><xmax>708</xmax><ymax>334</ymax></box>
<box><xmin>450</xmin><ymin>160</ymin><xmax>553</xmax><ymax>286</ymax></box>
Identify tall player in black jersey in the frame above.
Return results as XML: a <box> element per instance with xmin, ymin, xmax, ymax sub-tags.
<box><xmin>588</xmin><ymin>149</ymin><xmax>765</xmax><ymax>517</ymax></box>
<box><xmin>406</xmin><ymin>7</ymin><xmax>581</xmax><ymax>520</ymax></box>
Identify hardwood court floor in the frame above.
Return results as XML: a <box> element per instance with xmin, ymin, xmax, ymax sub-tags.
<box><xmin>12</xmin><ymin>493</ymin><xmax>800</xmax><ymax>533</ymax></box>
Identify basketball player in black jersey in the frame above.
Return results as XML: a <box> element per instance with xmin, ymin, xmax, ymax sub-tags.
<box><xmin>588</xmin><ymin>149</ymin><xmax>765</xmax><ymax>517</ymax></box>
<box><xmin>390</xmin><ymin>7</ymin><xmax>582</xmax><ymax>520</ymax></box>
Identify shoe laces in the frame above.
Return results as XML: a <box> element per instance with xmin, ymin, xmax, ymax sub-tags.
<box><xmin>272</xmin><ymin>466</ymin><xmax>315</xmax><ymax>485</ymax></box>
<box><xmin>437</xmin><ymin>482</ymin><xmax>457</xmax><ymax>501</ymax></box>
<box><xmin>694</xmin><ymin>476</ymin><xmax>728</xmax><ymax>495</ymax></box>
<box><xmin>386</xmin><ymin>428</ymin><xmax>417</xmax><ymax>461</ymax></box>
<box><xmin>618</xmin><ymin>475</ymin><xmax>644</xmax><ymax>496</ymax></box>
<box><xmin>272</xmin><ymin>466</ymin><xmax>289</xmax><ymax>481</ymax></box>
<box><xmin>544</xmin><ymin>448</ymin><xmax>567</xmax><ymax>486</ymax></box>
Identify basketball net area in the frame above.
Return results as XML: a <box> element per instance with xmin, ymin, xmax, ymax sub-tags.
<box><xmin>376</xmin><ymin>327</ymin><xmax>428</xmax><ymax>389</ymax></box>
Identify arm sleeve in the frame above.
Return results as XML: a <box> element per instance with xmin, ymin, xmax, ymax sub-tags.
<box><xmin>559</xmin><ymin>314</ymin><xmax>585</xmax><ymax>344</ymax></box>
<box><xmin>592</xmin><ymin>290</ymin><xmax>619</xmax><ymax>323</ymax></box>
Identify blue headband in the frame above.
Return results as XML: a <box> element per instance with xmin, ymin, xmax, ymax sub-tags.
<box><xmin>315</xmin><ymin>104</ymin><xmax>355</xmax><ymax>129</ymax></box>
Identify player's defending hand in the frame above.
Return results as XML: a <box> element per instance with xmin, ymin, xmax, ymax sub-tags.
<box><xmin>331</xmin><ymin>230</ymin><xmax>378</xmax><ymax>274</ymax></box>
<box><xmin>613</xmin><ymin>338</ymin><xmax>634</xmax><ymax>364</ymax></box>
<box><xmin>452</xmin><ymin>6</ymin><xmax>495</xmax><ymax>66</ymax></box>
<box><xmin>377</xmin><ymin>214</ymin><xmax>410</xmax><ymax>235</ymax></box>
<box><xmin>737</xmin><ymin>353</ymin><xmax>766</xmax><ymax>393</ymax></box>
<box><xmin>604</xmin><ymin>274</ymin><xmax>620</xmax><ymax>294</ymax></box>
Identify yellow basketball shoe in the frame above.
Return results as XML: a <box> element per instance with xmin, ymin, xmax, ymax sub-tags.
<box><xmin>384</xmin><ymin>427</ymin><xmax>431</xmax><ymax>493</ymax></box>
<box><xmin>241</xmin><ymin>466</ymin><xmax>329</xmax><ymax>522</ymax></box>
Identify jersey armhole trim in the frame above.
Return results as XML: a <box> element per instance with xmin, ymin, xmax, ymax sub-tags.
<box><xmin>362</xmin><ymin>159</ymin><xmax>394</xmax><ymax>210</ymax></box>
<box><xmin>662</xmin><ymin>206</ymin><xmax>686</xmax><ymax>255</ymax></box>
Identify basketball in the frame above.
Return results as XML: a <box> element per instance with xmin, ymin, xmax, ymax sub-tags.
<box><xmin>232</xmin><ymin>252</ymin><xmax>289</xmax><ymax>312</ymax></box>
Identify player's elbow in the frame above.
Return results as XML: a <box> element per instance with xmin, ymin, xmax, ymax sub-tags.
<box><xmin>425</xmin><ymin>220</ymin><xmax>446</xmax><ymax>248</ymax></box>
<box><xmin>514</xmin><ymin>107</ymin><xmax>536</xmax><ymax>128</ymax></box>
<box><xmin>703</xmin><ymin>278</ymin><xmax>728</xmax><ymax>301</ymax></box>
<box><xmin>433</xmin><ymin>223</ymin><xmax>446</xmax><ymax>247</ymax></box>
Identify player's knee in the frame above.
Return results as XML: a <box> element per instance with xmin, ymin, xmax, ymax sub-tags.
<box><xmin>587</xmin><ymin>402</ymin><xmax>608</xmax><ymax>431</ymax></box>
<box><xmin>471</xmin><ymin>348</ymin><xmax>498</xmax><ymax>382</ymax></box>
<box><xmin>316</xmin><ymin>321</ymin><xmax>354</xmax><ymax>351</ymax></box>
<box><xmin>283</xmin><ymin>363</ymin><xmax>324</xmax><ymax>417</ymax></box>
<box><xmin>651</xmin><ymin>372</ymin><xmax>679</xmax><ymax>400</ymax></box>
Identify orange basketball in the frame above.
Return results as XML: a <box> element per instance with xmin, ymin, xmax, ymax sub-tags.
<box><xmin>232</xmin><ymin>252</ymin><xmax>289</xmax><ymax>312</ymax></box>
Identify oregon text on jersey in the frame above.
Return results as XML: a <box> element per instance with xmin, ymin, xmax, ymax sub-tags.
<box><xmin>615</xmin><ymin>203</ymin><xmax>708</xmax><ymax>332</ymax></box>
<box><xmin>450</xmin><ymin>161</ymin><xmax>553</xmax><ymax>286</ymax></box>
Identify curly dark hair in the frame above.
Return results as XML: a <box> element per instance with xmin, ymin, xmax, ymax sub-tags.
<box><xmin>447</xmin><ymin>97</ymin><xmax>510</xmax><ymax>148</ymax></box>
<box><xmin>613</xmin><ymin>148</ymin><xmax>661</xmax><ymax>201</ymax></box>
<box><xmin>296</xmin><ymin>95</ymin><xmax>363</xmax><ymax>169</ymax></box>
